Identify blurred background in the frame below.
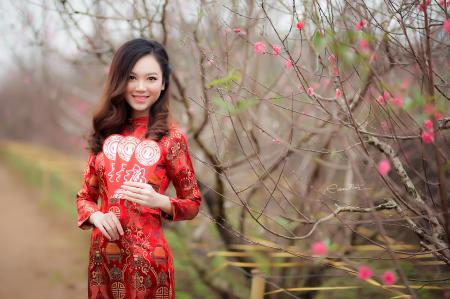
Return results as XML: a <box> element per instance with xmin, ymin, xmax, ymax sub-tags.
<box><xmin>0</xmin><ymin>0</ymin><xmax>449</xmax><ymax>298</ymax></box>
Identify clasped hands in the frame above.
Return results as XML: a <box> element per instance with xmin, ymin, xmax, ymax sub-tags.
<box><xmin>89</xmin><ymin>181</ymin><xmax>165</xmax><ymax>241</ymax></box>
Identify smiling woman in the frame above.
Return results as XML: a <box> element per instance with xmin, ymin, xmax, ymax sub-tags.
<box><xmin>125</xmin><ymin>55</ymin><xmax>165</xmax><ymax>117</ymax></box>
<box><xmin>75</xmin><ymin>38</ymin><xmax>201</xmax><ymax>299</ymax></box>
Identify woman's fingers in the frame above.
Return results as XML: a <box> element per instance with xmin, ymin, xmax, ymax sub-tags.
<box><xmin>101</xmin><ymin>218</ymin><xmax>117</xmax><ymax>240</ymax></box>
<box><xmin>97</xmin><ymin>224</ymin><xmax>112</xmax><ymax>240</ymax></box>
<box><xmin>121</xmin><ymin>185</ymin><xmax>143</xmax><ymax>194</ymax></box>
<box><xmin>123</xmin><ymin>195</ymin><xmax>149</xmax><ymax>207</ymax></box>
<box><xmin>109</xmin><ymin>212</ymin><xmax>124</xmax><ymax>236</ymax></box>
<box><xmin>104</xmin><ymin>213</ymin><xmax>121</xmax><ymax>240</ymax></box>
<box><xmin>91</xmin><ymin>212</ymin><xmax>122</xmax><ymax>241</ymax></box>
<box><xmin>123</xmin><ymin>190</ymin><xmax>148</xmax><ymax>201</ymax></box>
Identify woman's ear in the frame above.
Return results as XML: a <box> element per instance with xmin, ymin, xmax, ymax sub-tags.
<box><xmin>161</xmin><ymin>81</ymin><xmax>165</xmax><ymax>90</ymax></box>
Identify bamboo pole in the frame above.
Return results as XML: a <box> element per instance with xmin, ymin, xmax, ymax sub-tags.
<box><xmin>250</xmin><ymin>268</ymin><xmax>265</xmax><ymax>299</ymax></box>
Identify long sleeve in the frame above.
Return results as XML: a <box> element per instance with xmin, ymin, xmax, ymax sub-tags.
<box><xmin>76</xmin><ymin>152</ymin><xmax>100</xmax><ymax>230</ymax></box>
<box><xmin>161</xmin><ymin>128</ymin><xmax>202</xmax><ymax>221</ymax></box>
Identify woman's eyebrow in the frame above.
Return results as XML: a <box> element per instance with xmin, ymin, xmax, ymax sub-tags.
<box><xmin>130</xmin><ymin>71</ymin><xmax>159</xmax><ymax>76</ymax></box>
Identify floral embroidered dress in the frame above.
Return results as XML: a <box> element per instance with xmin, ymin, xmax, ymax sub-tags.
<box><xmin>76</xmin><ymin>116</ymin><xmax>202</xmax><ymax>299</ymax></box>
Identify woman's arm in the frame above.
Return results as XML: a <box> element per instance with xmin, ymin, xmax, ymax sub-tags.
<box><xmin>161</xmin><ymin>128</ymin><xmax>202</xmax><ymax>221</ymax></box>
<box><xmin>76</xmin><ymin>152</ymin><xmax>101</xmax><ymax>229</ymax></box>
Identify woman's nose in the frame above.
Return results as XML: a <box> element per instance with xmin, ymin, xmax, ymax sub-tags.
<box><xmin>136</xmin><ymin>80</ymin><xmax>146</xmax><ymax>90</ymax></box>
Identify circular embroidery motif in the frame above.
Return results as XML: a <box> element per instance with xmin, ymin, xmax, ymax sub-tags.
<box><xmin>117</xmin><ymin>136</ymin><xmax>140</xmax><ymax>162</ymax></box>
<box><xmin>135</xmin><ymin>140</ymin><xmax>161</xmax><ymax>166</ymax></box>
<box><xmin>103</xmin><ymin>134</ymin><xmax>123</xmax><ymax>161</ymax></box>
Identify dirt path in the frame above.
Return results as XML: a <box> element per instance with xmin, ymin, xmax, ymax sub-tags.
<box><xmin>0</xmin><ymin>162</ymin><xmax>90</xmax><ymax>298</ymax></box>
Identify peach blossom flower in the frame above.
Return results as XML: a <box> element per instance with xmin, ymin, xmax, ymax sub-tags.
<box><xmin>378</xmin><ymin>160</ymin><xmax>391</xmax><ymax>176</ymax></box>
<box><xmin>254</xmin><ymin>41</ymin><xmax>266</xmax><ymax>54</ymax></box>
<box><xmin>381</xmin><ymin>271</ymin><xmax>396</xmax><ymax>285</ymax></box>
<box><xmin>421</xmin><ymin>131</ymin><xmax>435</xmax><ymax>144</ymax></box>
<box><xmin>311</xmin><ymin>241</ymin><xmax>327</xmax><ymax>256</ymax></box>
<box><xmin>272</xmin><ymin>44</ymin><xmax>282</xmax><ymax>55</ymax></box>
<box><xmin>358</xmin><ymin>265</ymin><xmax>374</xmax><ymax>280</ymax></box>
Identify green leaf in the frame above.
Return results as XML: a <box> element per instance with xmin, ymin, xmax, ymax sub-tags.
<box><xmin>235</xmin><ymin>97</ymin><xmax>258</xmax><ymax>113</ymax></box>
<box><xmin>312</xmin><ymin>31</ymin><xmax>324</xmax><ymax>50</ymax></box>
<box><xmin>403</xmin><ymin>96</ymin><xmax>412</xmax><ymax>111</ymax></box>
<box><xmin>212</xmin><ymin>97</ymin><xmax>235</xmax><ymax>115</ymax></box>
<box><xmin>412</xmin><ymin>90</ymin><xmax>426</xmax><ymax>107</ymax></box>
<box><xmin>207</xmin><ymin>69</ymin><xmax>241</xmax><ymax>90</ymax></box>
<box><xmin>212</xmin><ymin>97</ymin><xmax>258</xmax><ymax>116</ymax></box>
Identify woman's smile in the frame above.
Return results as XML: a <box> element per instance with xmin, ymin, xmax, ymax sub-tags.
<box><xmin>132</xmin><ymin>95</ymin><xmax>148</xmax><ymax>104</ymax></box>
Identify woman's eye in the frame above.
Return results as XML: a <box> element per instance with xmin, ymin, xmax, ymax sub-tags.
<box><xmin>148</xmin><ymin>77</ymin><xmax>157</xmax><ymax>81</ymax></box>
<box><xmin>129</xmin><ymin>75</ymin><xmax>136</xmax><ymax>80</ymax></box>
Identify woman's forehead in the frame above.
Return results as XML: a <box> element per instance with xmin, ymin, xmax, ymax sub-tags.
<box><xmin>131</xmin><ymin>55</ymin><xmax>162</xmax><ymax>75</ymax></box>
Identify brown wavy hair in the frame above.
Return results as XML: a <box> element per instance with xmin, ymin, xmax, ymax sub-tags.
<box><xmin>88</xmin><ymin>38</ymin><xmax>174</xmax><ymax>154</ymax></box>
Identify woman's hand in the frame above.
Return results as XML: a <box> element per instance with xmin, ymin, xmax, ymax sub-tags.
<box><xmin>120</xmin><ymin>181</ymin><xmax>161</xmax><ymax>208</ymax></box>
<box><xmin>120</xmin><ymin>181</ymin><xmax>172</xmax><ymax>216</ymax></box>
<box><xmin>89</xmin><ymin>211</ymin><xmax>124</xmax><ymax>241</ymax></box>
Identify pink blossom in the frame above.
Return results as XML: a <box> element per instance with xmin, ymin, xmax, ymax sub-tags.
<box><xmin>418</xmin><ymin>0</ymin><xmax>431</xmax><ymax>11</ymax></box>
<box><xmin>307</xmin><ymin>87</ymin><xmax>314</xmax><ymax>96</ymax></box>
<box><xmin>358</xmin><ymin>265</ymin><xmax>374</xmax><ymax>280</ymax></box>
<box><xmin>421</xmin><ymin>131</ymin><xmax>435</xmax><ymax>144</ymax></box>
<box><xmin>434</xmin><ymin>111</ymin><xmax>443</xmax><ymax>120</ymax></box>
<box><xmin>423</xmin><ymin>119</ymin><xmax>433</xmax><ymax>130</ymax></box>
<box><xmin>424</xmin><ymin>103</ymin><xmax>435</xmax><ymax>114</ymax></box>
<box><xmin>376</xmin><ymin>95</ymin><xmax>386</xmax><ymax>105</ymax></box>
<box><xmin>296</xmin><ymin>21</ymin><xmax>304</xmax><ymax>30</ymax></box>
<box><xmin>381</xmin><ymin>120</ymin><xmax>389</xmax><ymax>129</ymax></box>
<box><xmin>284</xmin><ymin>59</ymin><xmax>293</xmax><ymax>69</ymax></box>
<box><xmin>391</xmin><ymin>96</ymin><xmax>404</xmax><ymax>108</ymax></box>
<box><xmin>272</xmin><ymin>138</ymin><xmax>281</xmax><ymax>144</ymax></box>
<box><xmin>418</xmin><ymin>3</ymin><xmax>426</xmax><ymax>12</ymax></box>
<box><xmin>378</xmin><ymin>160</ymin><xmax>391</xmax><ymax>176</ymax></box>
<box><xmin>444</xmin><ymin>20</ymin><xmax>450</xmax><ymax>34</ymax></box>
<box><xmin>311</xmin><ymin>241</ymin><xmax>328</xmax><ymax>256</ymax></box>
<box><xmin>254</xmin><ymin>41</ymin><xmax>266</xmax><ymax>54</ymax></box>
<box><xmin>381</xmin><ymin>271</ymin><xmax>397</xmax><ymax>285</ymax></box>
<box><xmin>355</xmin><ymin>19</ymin><xmax>368</xmax><ymax>30</ymax></box>
<box><xmin>272</xmin><ymin>44</ymin><xmax>282</xmax><ymax>55</ymax></box>
<box><xmin>383</xmin><ymin>91</ymin><xmax>391</xmax><ymax>99</ymax></box>
<box><xmin>233</xmin><ymin>27</ymin><xmax>241</xmax><ymax>33</ymax></box>
<box><xmin>298</xmin><ymin>85</ymin><xmax>305</xmax><ymax>92</ymax></box>
<box><xmin>440</xmin><ymin>0</ymin><xmax>450</xmax><ymax>8</ymax></box>
<box><xmin>328</xmin><ymin>54</ymin><xmax>336</xmax><ymax>64</ymax></box>
<box><xmin>358</xmin><ymin>39</ymin><xmax>369</xmax><ymax>49</ymax></box>
<box><xmin>370</xmin><ymin>53</ymin><xmax>377</xmax><ymax>62</ymax></box>
<box><xmin>335</xmin><ymin>88</ymin><xmax>342</xmax><ymax>98</ymax></box>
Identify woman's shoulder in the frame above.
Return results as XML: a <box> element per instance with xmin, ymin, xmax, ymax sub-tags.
<box><xmin>166</xmin><ymin>121</ymin><xmax>186</xmax><ymax>138</ymax></box>
<box><xmin>160</xmin><ymin>122</ymin><xmax>187</xmax><ymax>148</ymax></box>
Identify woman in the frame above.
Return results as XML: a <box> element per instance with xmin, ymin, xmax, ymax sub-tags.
<box><xmin>76</xmin><ymin>38</ymin><xmax>202</xmax><ymax>299</ymax></box>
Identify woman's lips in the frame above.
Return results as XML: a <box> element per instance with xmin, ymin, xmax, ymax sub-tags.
<box><xmin>133</xmin><ymin>95</ymin><xmax>148</xmax><ymax>104</ymax></box>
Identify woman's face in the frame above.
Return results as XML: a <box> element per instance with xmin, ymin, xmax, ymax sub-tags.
<box><xmin>125</xmin><ymin>54</ymin><xmax>165</xmax><ymax>118</ymax></box>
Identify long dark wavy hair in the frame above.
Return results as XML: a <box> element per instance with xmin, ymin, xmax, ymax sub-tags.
<box><xmin>88</xmin><ymin>38</ymin><xmax>173</xmax><ymax>154</ymax></box>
